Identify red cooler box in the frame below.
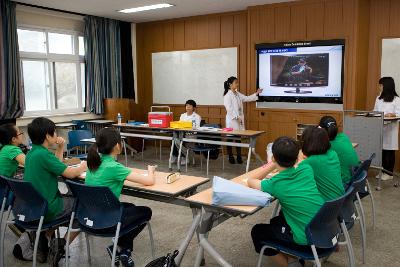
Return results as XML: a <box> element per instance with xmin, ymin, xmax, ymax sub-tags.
<box><xmin>148</xmin><ymin>106</ymin><xmax>173</xmax><ymax>128</ymax></box>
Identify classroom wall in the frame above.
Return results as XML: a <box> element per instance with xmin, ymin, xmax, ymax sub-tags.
<box><xmin>134</xmin><ymin>0</ymin><xmax>370</xmax><ymax>156</ymax></box>
<box><xmin>367</xmin><ymin>0</ymin><xmax>400</xmax><ymax>171</ymax></box>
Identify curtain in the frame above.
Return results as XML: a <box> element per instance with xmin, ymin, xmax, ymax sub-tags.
<box><xmin>0</xmin><ymin>0</ymin><xmax>23</xmax><ymax>119</ymax></box>
<box><xmin>119</xmin><ymin>21</ymin><xmax>135</xmax><ymax>100</ymax></box>
<box><xmin>84</xmin><ymin>16</ymin><xmax>122</xmax><ymax>114</ymax></box>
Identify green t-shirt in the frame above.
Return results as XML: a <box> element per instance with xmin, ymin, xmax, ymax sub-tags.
<box><xmin>85</xmin><ymin>155</ymin><xmax>131</xmax><ymax>198</ymax></box>
<box><xmin>330</xmin><ymin>133</ymin><xmax>360</xmax><ymax>184</ymax></box>
<box><xmin>300</xmin><ymin>149</ymin><xmax>345</xmax><ymax>201</ymax></box>
<box><xmin>0</xmin><ymin>145</ymin><xmax>23</xmax><ymax>177</ymax></box>
<box><xmin>24</xmin><ymin>145</ymin><xmax>67</xmax><ymax>220</ymax></box>
<box><xmin>261</xmin><ymin>164</ymin><xmax>324</xmax><ymax>245</ymax></box>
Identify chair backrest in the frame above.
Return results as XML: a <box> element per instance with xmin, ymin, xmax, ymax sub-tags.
<box><xmin>67</xmin><ymin>130</ymin><xmax>93</xmax><ymax>149</ymax></box>
<box><xmin>352</xmin><ymin>153</ymin><xmax>375</xmax><ymax>180</ymax></box>
<box><xmin>351</xmin><ymin>170</ymin><xmax>368</xmax><ymax>194</ymax></box>
<box><xmin>66</xmin><ymin>180</ymin><xmax>122</xmax><ymax>229</ymax></box>
<box><xmin>5</xmin><ymin>178</ymin><xmax>48</xmax><ymax>223</ymax></box>
<box><xmin>305</xmin><ymin>194</ymin><xmax>345</xmax><ymax>248</ymax></box>
<box><xmin>339</xmin><ymin>186</ymin><xmax>357</xmax><ymax>225</ymax></box>
<box><xmin>72</xmin><ymin>120</ymin><xmax>88</xmax><ymax>130</ymax></box>
<box><xmin>0</xmin><ymin>175</ymin><xmax>10</xmax><ymax>201</ymax></box>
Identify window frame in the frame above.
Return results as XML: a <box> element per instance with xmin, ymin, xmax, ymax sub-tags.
<box><xmin>18</xmin><ymin>25</ymin><xmax>85</xmax><ymax>116</ymax></box>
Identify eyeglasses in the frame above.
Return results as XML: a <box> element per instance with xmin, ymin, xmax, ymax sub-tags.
<box><xmin>16</xmin><ymin>132</ymin><xmax>24</xmax><ymax>136</ymax></box>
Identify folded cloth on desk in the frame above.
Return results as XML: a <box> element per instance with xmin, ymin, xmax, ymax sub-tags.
<box><xmin>212</xmin><ymin>176</ymin><xmax>271</xmax><ymax>206</ymax></box>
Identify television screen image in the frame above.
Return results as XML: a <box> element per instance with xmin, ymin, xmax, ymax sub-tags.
<box><xmin>256</xmin><ymin>40</ymin><xmax>344</xmax><ymax>104</ymax></box>
<box><xmin>270</xmin><ymin>53</ymin><xmax>329</xmax><ymax>92</ymax></box>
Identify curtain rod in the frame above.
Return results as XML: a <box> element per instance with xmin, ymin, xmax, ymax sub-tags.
<box><xmin>14</xmin><ymin>1</ymin><xmax>86</xmax><ymax>17</ymax></box>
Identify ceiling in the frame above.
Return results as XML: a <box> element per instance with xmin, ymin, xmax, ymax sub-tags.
<box><xmin>15</xmin><ymin>0</ymin><xmax>296</xmax><ymax>23</ymax></box>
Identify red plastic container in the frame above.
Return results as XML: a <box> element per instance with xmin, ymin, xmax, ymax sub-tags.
<box><xmin>148</xmin><ymin>106</ymin><xmax>173</xmax><ymax>128</ymax></box>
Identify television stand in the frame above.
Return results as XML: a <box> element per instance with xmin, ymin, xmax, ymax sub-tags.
<box><xmin>284</xmin><ymin>87</ymin><xmax>312</xmax><ymax>94</ymax></box>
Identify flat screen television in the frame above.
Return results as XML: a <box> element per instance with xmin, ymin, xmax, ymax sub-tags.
<box><xmin>256</xmin><ymin>39</ymin><xmax>344</xmax><ymax>104</ymax></box>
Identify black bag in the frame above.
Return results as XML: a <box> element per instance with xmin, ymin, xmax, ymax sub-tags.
<box><xmin>145</xmin><ymin>250</ymin><xmax>179</xmax><ymax>267</ymax></box>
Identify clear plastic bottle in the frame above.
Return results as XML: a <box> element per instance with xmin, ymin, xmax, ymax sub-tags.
<box><xmin>117</xmin><ymin>113</ymin><xmax>122</xmax><ymax>125</ymax></box>
<box><xmin>192</xmin><ymin>119</ymin><xmax>196</xmax><ymax>129</ymax></box>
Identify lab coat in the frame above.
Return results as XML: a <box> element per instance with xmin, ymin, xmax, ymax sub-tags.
<box><xmin>224</xmin><ymin>90</ymin><xmax>258</xmax><ymax>130</ymax></box>
<box><xmin>374</xmin><ymin>96</ymin><xmax>400</xmax><ymax>150</ymax></box>
<box><xmin>179</xmin><ymin>112</ymin><xmax>202</xmax><ymax>128</ymax></box>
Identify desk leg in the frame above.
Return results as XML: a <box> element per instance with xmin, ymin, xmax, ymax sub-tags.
<box><xmin>194</xmin><ymin>211</ymin><xmax>232</xmax><ymax>267</ymax></box>
<box><xmin>122</xmin><ymin>139</ymin><xmax>128</xmax><ymax>166</ymax></box>
<box><xmin>175</xmin><ymin>211</ymin><xmax>202</xmax><ymax>266</ymax></box>
<box><xmin>246</xmin><ymin>146</ymin><xmax>252</xmax><ymax>173</ymax></box>
<box><xmin>177</xmin><ymin>141</ymin><xmax>183</xmax><ymax>172</ymax></box>
<box><xmin>169</xmin><ymin>140</ymin><xmax>175</xmax><ymax>171</ymax></box>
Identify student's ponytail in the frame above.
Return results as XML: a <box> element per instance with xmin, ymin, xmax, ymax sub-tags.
<box><xmin>87</xmin><ymin>127</ymin><xmax>122</xmax><ymax>171</ymax></box>
<box><xmin>87</xmin><ymin>143</ymin><xmax>101</xmax><ymax>171</ymax></box>
<box><xmin>319</xmin><ymin>116</ymin><xmax>338</xmax><ymax>141</ymax></box>
<box><xmin>223</xmin><ymin>76</ymin><xmax>238</xmax><ymax>96</ymax></box>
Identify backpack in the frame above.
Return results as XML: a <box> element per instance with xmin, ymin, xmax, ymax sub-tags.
<box><xmin>145</xmin><ymin>250</ymin><xmax>179</xmax><ymax>267</ymax></box>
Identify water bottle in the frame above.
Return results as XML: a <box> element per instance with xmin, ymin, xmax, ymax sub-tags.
<box><xmin>192</xmin><ymin>119</ymin><xmax>196</xmax><ymax>129</ymax></box>
<box><xmin>266</xmin><ymin>142</ymin><xmax>273</xmax><ymax>163</ymax></box>
<box><xmin>117</xmin><ymin>113</ymin><xmax>122</xmax><ymax>125</ymax></box>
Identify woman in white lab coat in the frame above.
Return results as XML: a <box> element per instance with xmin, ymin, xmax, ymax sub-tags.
<box><xmin>374</xmin><ymin>77</ymin><xmax>400</xmax><ymax>180</ymax></box>
<box><xmin>223</xmin><ymin>76</ymin><xmax>262</xmax><ymax>164</ymax></box>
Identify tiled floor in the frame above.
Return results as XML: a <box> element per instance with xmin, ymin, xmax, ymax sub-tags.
<box><xmin>3</xmin><ymin>148</ymin><xmax>400</xmax><ymax>266</ymax></box>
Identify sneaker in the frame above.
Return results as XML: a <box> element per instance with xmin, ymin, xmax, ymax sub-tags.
<box><xmin>106</xmin><ymin>245</ymin><xmax>120</xmax><ymax>266</ymax></box>
<box><xmin>236</xmin><ymin>156</ymin><xmax>243</xmax><ymax>164</ymax></box>
<box><xmin>48</xmin><ymin>238</ymin><xmax>66</xmax><ymax>267</ymax></box>
<box><xmin>170</xmin><ymin>156</ymin><xmax>177</xmax><ymax>164</ymax></box>
<box><xmin>228</xmin><ymin>155</ymin><xmax>235</xmax><ymax>164</ymax></box>
<box><xmin>120</xmin><ymin>249</ymin><xmax>134</xmax><ymax>267</ymax></box>
<box><xmin>381</xmin><ymin>173</ymin><xmax>393</xmax><ymax>181</ymax></box>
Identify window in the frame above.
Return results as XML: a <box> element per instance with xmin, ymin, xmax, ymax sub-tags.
<box><xmin>18</xmin><ymin>27</ymin><xmax>85</xmax><ymax>115</ymax></box>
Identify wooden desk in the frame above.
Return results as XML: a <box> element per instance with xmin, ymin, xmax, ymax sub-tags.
<box><xmin>182</xmin><ymin>174</ymin><xmax>272</xmax><ymax>267</ymax></box>
<box><xmin>115</xmin><ymin>123</ymin><xmax>265</xmax><ymax>173</ymax></box>
<box><xmin>55</xmin><ymin>122</ymin><xmax>77</xmax><ymax>128</ymax></box>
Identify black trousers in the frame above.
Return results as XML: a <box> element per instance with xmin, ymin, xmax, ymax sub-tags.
<box><xmin>227</xmin><ymin>140</ymin><xmax>242</xmax><ymax>158</ymax></box>
<box><xmin>382</xmin><ymin>150</ymin><xmax>395</xmax><ymax>174</ymax></box>
<box><xmin>251</xmin><ymin>214</ymin><xmax>308</xmax><ymax>256</ymax></box>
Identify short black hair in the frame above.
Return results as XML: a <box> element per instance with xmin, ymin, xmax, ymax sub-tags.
<box><xmin>272</xmin><ymin>136</ymin><xmax>299</xmax><ymax>168</ymax></box>
<box><xmin>27</xmin><ymin>117</ymin><xmax>56</xmax><ymax>145</ymax></box>
<box><xmin>301</xmin><ymin>126</ymin><xmax>331</xmax><ymax>157</ymax></box>
<box><xmin>0</xmin><ymin>124</ymin><xmax>18</xmax><ymax>146</ymax></box>
<box><xmin>319</xmin><ymin>116</ymin><xmax>338</xmax><ymax>141</ymax></box>
<box><xmin>185</xmin><ymin>99</ymin><xmax>197</xmax><ymax>108</ymax></box>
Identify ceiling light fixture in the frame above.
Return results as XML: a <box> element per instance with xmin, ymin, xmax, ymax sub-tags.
<box><xmin>118</xmin><ymin>3</ymin><xmax>174</xmax><ymax>13</ymax></box>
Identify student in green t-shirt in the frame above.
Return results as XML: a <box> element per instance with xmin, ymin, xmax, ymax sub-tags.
<box><xmin>24</xmin><ymin>117</ymin><xmax>87</xmax><ymax>265</ymax></box>
<box><xmin>248</xmin><ymin>136</ymin><xmax>324</xmax><ymax>267</ymax></box>
<box><xmin>86</xmin><ymin>128</ymin><xmax>155</xmax><ymax>267</ymax></box>
<box><xmin>0</xmin><ymin>124</ymin><xmax>26</xmax><ymax>177</ymax></box>
<box><xmin>319</xmin><ymin>116</ymin><xmax>360</xmax><ymax>185</ymax></box>
<box><xmin>299</xmin><ymin>126</ymin><xmax>345</xmax><ymax>201</ymax></box>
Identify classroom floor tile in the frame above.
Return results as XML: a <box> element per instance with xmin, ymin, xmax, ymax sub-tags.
<box><xmin>3</xmin><ymin>148</ymin><xmax>400</xmax><ymax>266</ymax></box>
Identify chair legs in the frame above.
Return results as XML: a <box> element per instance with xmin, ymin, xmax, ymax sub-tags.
<box><xmin>85</xmin><ymin>233</ymin><xmax>91</xmax><ymax>264</ymax></box>
<box><xmin>32</xmin><ymin>217</ymin><xmax>44</xmax><ymax>267</ymax></box>
<box><xmin>111</xmin><ymin>222</ymin><xmax>122</xmax><ymax>267</ymax></box>
<box><xmin>256</xmin><ymin>245</ymin><xmax>268</xmax><ymax>267</ymax></box>
<box><xmin>340</xmin><ymin>221</ymin><xmax>356</xmax><ymax>267</ymax></box>
<box><xmin>366</xmin><ymin>179</ymin><xmax>376</xmax><ymax>228</ymax></box>
<box><xmin>65</xmin><ymin>212</ymin><xmax>75</xmax><ymax>267</ymax></box>
<box><xmin>0</xmin><ymin>205</ymin><xmax>11</xmax><ymax>267</ymax></box>
<box><xmin>147</xmin><ymin>222</ymin><xmax>155</xmax><ymax>259</ymax></box>
<box><xmin>206</xmin><ymin>151</ymin><xmax>210</xmax><ymax>177</ymax></box>
<box><xmin>354</xmin><ymin>200</ymin><xmax>366</xmax><ymax>264</ymax></box>
<box><xmin>311</xmin><ymin>245</ymin><xmax>321</xmax><ymax>267</ymax></box>
<box><xmin>141</xmin><ymin>139</ymin><xmax>145</xmax><ymax>161</ymax></box>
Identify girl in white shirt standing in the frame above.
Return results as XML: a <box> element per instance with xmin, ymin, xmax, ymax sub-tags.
<box><xmin>374</xmin><ymin>77</ymin><xmax>400</xmax><ymax>180</ymax></box>
<box><xmin>223</xmin><ymin>76</ymin><xmax>262</xmax><ymax>164</ymax></box>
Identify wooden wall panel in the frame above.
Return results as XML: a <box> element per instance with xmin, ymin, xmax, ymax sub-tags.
<box><xmin>197</xmin><ymin>18</ymin><xmax>209</xmax><ymax>48</ymax></box>
<box><xmin>163</xmin><ymin>23</ymin><xmax>174</xmax><ymax>51</ymax></box>
<box><xmin>220</xmin><ymin>15</ymin><xmax>234</xmax><ymax>46</ymax></box>
<box><xmin>323</xmin><ymin>0</ymin><xmax>344</xmax><ymax>38</ymax></box>
<box><xmin>306</xmin><ymin>2</ymin><xmax>324</xmax><ymax>39</ymax></box>
<box><xmin>290</xmin><ymin>4</ymin><xmax>307</xmax><ymax>40</ymax></box>
<box><xmin>184</xmin><ymin>19</ymin><xmax>197</xmax><ymax>49</ymax></box>
<box><xmin>208</xmin><ymin>16</ymin><xmax>221</xmax><ymax>47</ymax></box>
<box><xmin>173</xmin><ymin>21</ymin><xmax>185</xmax><ymax>50</ymax></box>
<box><xmin>274</xmin><ymin>6</ymin><xmax>291</xmax><ymax>41</ymax></box>
<box><xmin>258</xmin><ymin>7</ymin><xmax>275</xmax><ymax>42</ymax></box>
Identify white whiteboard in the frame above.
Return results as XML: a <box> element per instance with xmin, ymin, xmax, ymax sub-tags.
<box><xmin>381</xmin><ymin>38</ymin><xmax>400</xmax><ymax>95</ymax></box>
<box><xmin>152</xmin><ymin>47</ymin><xmax>237</xmax><ymax>105</ymax></box>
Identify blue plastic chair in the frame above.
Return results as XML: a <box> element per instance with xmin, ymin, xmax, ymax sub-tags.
<box><xmin>0</xmin><ymin>175</ymin><xmax>13</xmax><ymax>267</ymax></box>
<box><xmin>256</xmin><ymin>192</ymin><xmax>353</xmax><ymax>267</ymax></box>
<box><xmin>67</xmin><ymin>130</ymin><xmax>93</xmax><ymax>159</ymax></box>
<box><xmin>0</xmin><ymin>178</ymin><xmax>72</xmax><ymax>267</ymax></box>
<box><xmin>71</xmin><ymin>120</ymin><xmax>88</xmax><ymax>130</ymax></box>
<box><xmin>65</xmin><ymin>181</ymin><xmax>155</xmax><ymax>267</ymax></box>
<box><xmin>183</xmin><ymin>123</ymin><xmax>224</xmax><ymax>176</ymax></box>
